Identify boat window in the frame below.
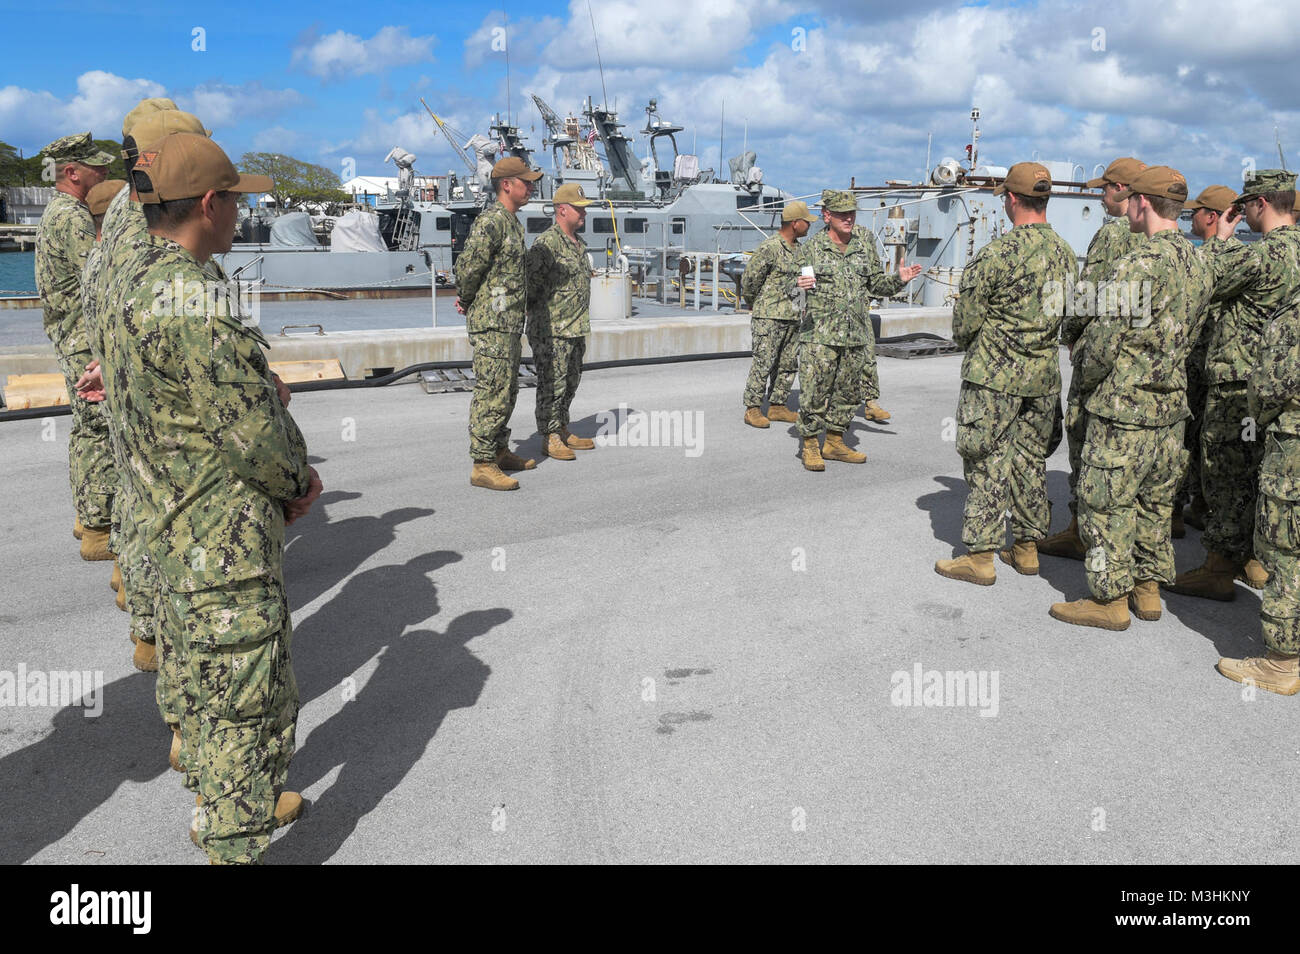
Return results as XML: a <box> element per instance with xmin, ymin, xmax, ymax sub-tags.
<box><xmin>736</xmin><ymin>194</ymin><xmax>758</xmax><ymax>209</ymax></box>
<box><xmin>623</xmin><ymin>218</ymin><xmax>647</xmax><ymax>234</ymax></box>
<box><xmin>435</xmin><ymin>217</ymin><xmax>450</xmax><ymax>231</ymax></box>
<box><xmin>527</xmin><ymin>217</ymin><xmax>551</xmax><ymax>233</ymax></box>
<box><xmin>671</xmin><ymin>218</ymin><xmax>685</xmax><ymax>235</ymax></box>
<box><xmin>593</xmin><ymin>219</ymin><xmax>615</xmax><ymax>233</ymax></box>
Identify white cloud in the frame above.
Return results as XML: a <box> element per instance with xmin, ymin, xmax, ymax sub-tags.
<box><xmin>292</xmin><ymin>26</ymin><xmax>437</xmax><ymax>80</ymax></box>
<box><xmin>0</xmin><ymin>71</ymin><xmax>166</xmax><ymax>147</ymax></box>
<box><xmin>178</xmin><ymin>82</ymin><xmax>307</xmax><ymax>128</ymax></box>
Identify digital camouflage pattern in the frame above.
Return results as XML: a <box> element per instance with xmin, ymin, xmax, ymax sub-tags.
<box><xmin>1075</xmin><ymin>227</ymin><xmax>1209</xmax><ymax>602</ymax></box>
<box><xmin>742</xmin><ymin>233</ymin><xmax>801</xmax><ymax>321</ymax></box>
<box><xmin>36</xmin><ymin>190</ymin><xmax>116</xmax><ymax>527</ymax></box>
<box><xmin>1061</xmin><ymin>218</ymin><xmax>1145</xmax><ymax>508</ymax></box>
<box><xmin>953</xmin><ymin>222</ymin><xmax>1078</xmax><ymax>397</ymax></box>
<box><xmin>103</xmin><ymin>233</ymin><xmax>308</xmax><ymax>864</ymax></box>
<box><xmin>787</xmin><ymin>227</ymin><xmax>905</xmax><ymax>348</ymax></box>
<box><xmin>1197</xmin><ymin>226</ymin><xmax>1300</xmax><ymax>562</ymax></box>
<box><xmin>1249</xmin><ymin>300</ymin><xmax>1300</xmax><ymax>653</ymax></box>
<box><xmin>743</xmin><ymin>318</ymin><xmax>800</xmax><ymax>409</ymax></box>
<box><xmin>955</xmin><ymin>383</ymin><xmax>1060</xmax><ymax>550</ymax></box>
<box><xmin>100</xmin><ymin>184</ymin><xmax>146</xmax><ymax>263</ymax></box>
<box><xmin>526</xmin><ymin>224</ymin><xmax>590</xmax><ymax>435</ymax></box>
<box><xmin>1080</xmin><ymin>229</ymin><xmax>1213</xmax><ymax>426</ymax></box>
<box><xmin>458</xmin><ymin>198</ymin><xmax>527</xmax><ymax>334</ymax></box>
<box><xmin>166</xmin><ymin>578</ymin><xmax>296</xmax><ymax>864</ymax></box>
<box><xmin>1061</xmin><ymin>217</ymin><xmax>1145</xmax><ymax>346</ymax></box>
<box><xmin>526</xmin><ymin>223</ymin><xmax>591</xmax><ymax>339</ymax></box>
<box><xmin>529</xmin><ymin>334</ymin><xmax>585</xmax><ymax>435</ymax></box>
<box><xmin>468</xmin><ymin>330</ymin><xmax>523</xmax><ymax>460</ymax></box>
<box><xmin>1078</xmin><ymin>417</ymin><xmax>1186</xmax><ymax>600</ymax></box>
<box><xmin>1175</xmin><ymin>242</ymin><xmax>1227</xmax><ymax>509</ymax></box>
<box><xmin>797</xmin><ymin>342</ymin><xmax>865</xmax><ymax>438</ymax></box>
<box><xmin>1202</xmin><ymin>225</ymin><xmax>1300</xmax><ymax>386</ymax></box>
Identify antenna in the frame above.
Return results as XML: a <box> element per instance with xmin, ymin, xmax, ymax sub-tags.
<box><xmin>587</xmin><ymin>0</ymin><xmax>609</xmax><ymax>110</ymax></box>
<box><xmin>719</xmin><ymin>100</ymin><xmax>725</xmax><ymax>176</ymax></box>
<box><xmin>504</xmin><ymin>14</ymin><xmax>511</xmax><ymax>125</ymax></box>
<box><xmin>1277</xmin><ymin>124</ymin><xmax>1289</xmax><ymax>171</ymax></box>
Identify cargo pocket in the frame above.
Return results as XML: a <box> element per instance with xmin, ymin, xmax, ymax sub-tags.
<box><xmin>1257</xmin><ymin>434</ymin><xmax>1300</xmax><ymax>552</ymax></box>
<box><xmin>1078</xmin><ymin>423</ymin><xmax>1139</xmax><ymax>513</ymax></box>
<box><xmin>955</xmin><ymin>387</ymin><xmax>1013</xmax><ymax>462</ymax></box>
<box><xmin>184</xmin><ymin>591</ymin><xmax>286</xmax><ymax>724</ymax></box>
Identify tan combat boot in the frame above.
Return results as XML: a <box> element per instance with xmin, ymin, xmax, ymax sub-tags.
<box><xmin>545</xmin><ymin>433</ymin><xmax>576</xmax><ymax>460</ymax></box>
<box><xmin>1238</xmin><ymin>559</ymin><xmax>1269</xmax><ymax>589</ymax></box>
<box><xmin>1037</xmin><ymin>516</ymin><xmax>1087</xmax><ymax>561</ymax></box>
<box><xmin>169</xmin><ymin>726</ymin><xmax>183</xmax><ymax>772</ymax></box>
<box><xmin>115</xmin><ymin>585</ymin><xmax>127</xmax><ymax>612</ymax></box>
<box><xmin>110</xmin><ymin>561</ymin><xmax>121</xmax><ymax>593</ymax></box>
<box><xmin>744</xmin><ymin>407</ymin><xmax>770</xmax><ymax>428</ymax></box>
<box><xmin>1164</xmin><ymin>551</ymin><xmax>1240</xmax><ymax>601</ymax></box>
<box><xmin>998</xmin><ymin>541</ymin><xmax>1039</xmax><ymax>575</ymax></box>
<box><xmin>79</xmin><ymin>526</ymin><xmax>115</xmax><ymax>562</ymax></box>
<box><xmin>496</xmin><ymin>448</ymin><xmax>536</xmax><ymax>472</ymax></box>
<box><xmin>802</xmin><ymin>436</ymin><xmax>825</xmax><ymax>472</ymax></box>
<box><xmin>132</xmin><ymin>640</ymin><xmax>158</xmax><ymax>672</ymax></box>
<box><xmin>822</xmin><ymin>431</ymin><xmax>866</xmax><ymax>463</ymax></box>
<box><xmin>73</xmin><ymin>517</ymin><xmax>84</xmax><ymax>540</ymax></box>
<box><xmin>471</xmin><ymin>462</ymin><xmax>520</xmax><ymax>491</ymax></box>
<box><xmin>935</xmin><ymin>550</ymin><xmax>996</xmax><ymax>586</ymax></box>
<box><xmin>1216</xmin><ymin>650</ymin><xmax>1300</xmax><ymax>695</ymax></box>
<box><xmin>766</xmin><ymin>404</ymin><xmax>798</xmax><ymax>424</ymax></box>
<box><xmin>561</xmin><ymin>426</ymin><xmax>595</xmax><ymax>450</ymax></box>
<box><xmin>1129</xmin><ymin>580</ymin><xmax>1162</xmax><ymax>621</ymax></box>
<box><xmin>862</xmin><ymin>400</ymin><xmax>891</xmax><ymax>422</ymax></box>
<box><xmin>1049</xmin><ymin>596</ymin><xmax>1131</xmax><ymax>631</ymax></box>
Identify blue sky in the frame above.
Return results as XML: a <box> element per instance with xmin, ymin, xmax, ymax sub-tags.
<box><xmin>4</xmin><ymin>0</ymin><xmax>1300</xmax><ymax>197</ymax></box>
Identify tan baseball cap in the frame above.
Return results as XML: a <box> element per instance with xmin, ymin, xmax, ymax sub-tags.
<box><xmin>134</xmin><ymin>133</ymin><xmax>272</xmax><ymax>204</ymax></box>
<box><xmin>126</xmin><ymin>110</ymin><xmax>209</xmax><ymax>151</ymax></box>
<box><xmin>86</xmin><ymin>179</ymin><xmax>127</xmax><ymax>217</ymax></box>
<box><xmin>553</xmin><ymin>182</ymin><xmax>593</xmax><ymax>207</ymax></box>
<box><xmin>1086</xmin><ymin>157</ymin><xmax>1146</xmax><ymax>189</ymax></box>
<box><xmin>782</xmin><ymin>200</ymin><xmax>818</xmax><ymax>223</ymax></box>
<box><xmin>1185</xmin><ymin>185</ymin><xmax>1237</xmax><ymax>213</ymax></box>
<box><xmin>1114</xmin><ymin>165</ymin><xmax>1189</xmax><ymax>203</ymax></box>
<box><xmin>122</xmin><ymin>98</ymin><xmax>179</xmax><ymax>138</ymax></box>
<box><xmin>491</xmin><ymin>156</ymin><xmax>543</xmax><ymax>181</ymax></box>
<box><xmin>993</xmin><ymin>161</ymin><xmax>1053</xmax><ymax>198</ymax></box>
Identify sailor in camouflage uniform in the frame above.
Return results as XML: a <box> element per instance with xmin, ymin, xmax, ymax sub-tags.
<box><xmin>1049</xmin><ymin>167</ymin><xmax>1213</xmax><ymax>630</ymax></box>
<box><xmin>526</xmin><ymin>182</ymin><xmax>596</xmax><ymax>461</ymax></box>
<box><xmin>935</xmin><ymin>163</ymin><xmax>1077</xmax><ymax>585</ymax></box>
<box><xmin>103</xmin><ymin>133</ymin><xmax>319</xmax><ymax>863</ymax></box>
<box><xmin>33</xmin><ymin>132</ymin><xmax>115</xmax><ymax>560</ymax></box>
<box><xmin>1040</xmin><ymin>157</ymin><xmax>1147</xmax><ymax>561</ymax></box>
<box><xmin>1167</xmin><ymin>170</ymin><xmax>1300</xmax><ymax>601</ymax></box>
<box><xmin>789</xmin><ymin>190</ymin><xmax>920</xmax><ymax>471</ymax></box>
<box><xmin>1217</xmin><ymin>297</ymin><xmax>1300</xmax><ymax>694</ymax></box>
<box><xmin>740</xmin><ymin>200</ymin><xmax>816</xmax><ymax>428</ymax></box>
<box><xmin>1173</xmin><ymin>185</ymin><xmax>1237</xmax><ymax>532</ymax></box>
<box><xmin>457</xmin><ymin>156</ymin><xmax>543</xmax><ymax>490</ymax></box>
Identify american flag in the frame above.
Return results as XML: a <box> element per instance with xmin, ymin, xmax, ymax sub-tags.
<box><xmin>586</xmin><ymin>128</ymin><xmax>597</xmax><ymax>146</ymax></box>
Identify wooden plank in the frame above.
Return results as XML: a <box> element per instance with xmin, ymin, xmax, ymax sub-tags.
<box><xmin>3</xmin><ymin>373</ymin><xmax>68</xmax><ymax>409</ymax></box>
<box><xmin>268</xmin><ymin>360</ymin><xmax>346</xmax><ymax>384</ymax></box>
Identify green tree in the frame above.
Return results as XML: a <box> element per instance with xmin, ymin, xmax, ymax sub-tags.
<box><xmin>0</xmin><ymin>139</ymin><xmax>125</xmax><ymax>187</ymax></box>
<box><xmin>237</xmin><ymin>152</ymin><xmax>349</xmax><ymax>211</ymax></box>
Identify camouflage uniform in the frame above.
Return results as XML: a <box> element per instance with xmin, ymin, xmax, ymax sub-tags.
<box><xmin>103</xmin><ymin>233</ymin><xmax>310</xmax><ymax>865</ymax></box>
<box><xmin>787</xmin><ymin>214</ymin><xmax>903</xmax><ymax>439</ymax></box>
<box><xmin>851</xmin><ymin>224</ymin><xmax>905</xmax><ymax>404</ymax></box>
<box><xmin>951</xmin><ymin>223</ymin><xmax>1077</xmax><ymax>550</ymax></box>
<box><xmin>1076</xmin><ymin>230</ymin><xmax>1213</xmax><ymax>600</ymax></box>
<box><xmin>526</xmin><ymin>223</ymin><xmax>590</xmax><ymax>435</ymax></box>
<box><xmin>34</xmin><ymin>191</ymin><xmax>117</xmax><ymax>528</ymax></box>
<box><xmin>741</xmin><ymin>233</ymin><xmax>802</xmax><ymax>409</ymax></box>
<box><xmin>1174</xmin><ymin>241</ymin><xmax>1229</xmax><ymax>513</ymax></box>
<box><xmin>1059</xmin><ymin>217</ymin><xmax>1146</xmax><ymax>513</ymax></box>
<box><xmin>1199</xmin><ymin>225</ymin><xmax>1300</xmax><ymax>564</ymax></box>
<box><xmin>458</xmin><ymin>199</ymin><xmax>527</xmax><ymax>460</ymax></box>
<box><xmin>1248</xmin><ymin>299</ymin><xmax>1300</xmax><ymax>653</ymax></box>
